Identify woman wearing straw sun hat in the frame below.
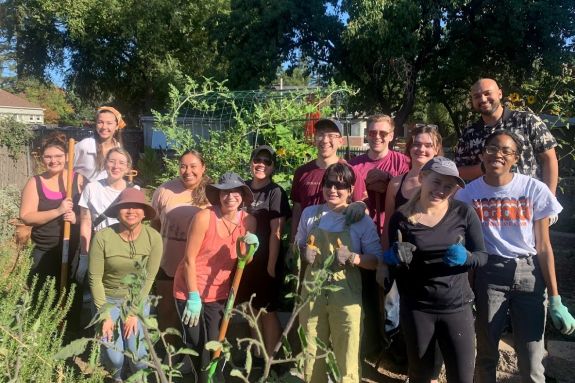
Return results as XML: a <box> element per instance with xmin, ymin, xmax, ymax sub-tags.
<box><xmin>173</xmin><ymin>172</ymin><xmax>257</xmax><ymax>382</ymax></box>
<box><xmin>88</xmin><ymin>188</ymin><xmax>162</xmax><ymax>382</ymax></box>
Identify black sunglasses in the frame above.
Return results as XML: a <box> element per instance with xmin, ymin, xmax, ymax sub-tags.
<box><xmin>323</xmin><ymin>180</ymin><xmax>350</xmax><ymax>190</ymax></box>
<box><xmin>252</xmin><ymin>157</ymin><xmax>273</xmax><ymax>166</ymax></box>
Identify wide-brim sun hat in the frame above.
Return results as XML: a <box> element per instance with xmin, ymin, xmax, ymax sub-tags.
<box><xmin>206</xmin><ymin>172</ymin><xmax>254</xmax><ymax>206</ymax></box>
<box><xmin>105</xmin><ymin>188</ymin><xmax>157</xmax><ymax>220</ymax></box>
<box><xmin>421</xmin><ymin>156</ymin><xmax>466</xmax><ymax>188</ymax></box>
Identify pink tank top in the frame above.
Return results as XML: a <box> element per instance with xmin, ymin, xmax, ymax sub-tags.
<box><xmin>173</xmin><ymin>207</ymin><xmax>247</xmax><ymax>302</ymax></box>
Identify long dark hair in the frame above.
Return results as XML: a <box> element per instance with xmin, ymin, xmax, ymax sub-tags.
<box><xmin>180</xmin><ymin>149</ymin><xmax>211</xmax><ymax>207</ymax></box>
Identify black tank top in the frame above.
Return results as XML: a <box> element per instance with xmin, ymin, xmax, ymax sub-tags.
<box><xmin>394</xmin><ymin>173</ymin><xmax>410</xmax><ymax>208</ymax></box>
<box><xmin>31</xmin><ymin>173</ymin><xmax>80</xmax><ymax>250</ymax></box>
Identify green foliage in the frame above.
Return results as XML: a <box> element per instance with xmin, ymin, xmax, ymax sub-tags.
<box><xmin>0</xmin><ymin>185</ymin><xmax>20</xmax><ymax>244</ymax></box>
<box><xmin>0</xmin><ymin>116</ymin><xmax>33</xmax><ymax>160</ymax></box>
<box><xmin>153</xmin><ymin>77</ymin><xmax>356</xmax><ymax>191</ymax></box>
<box><xmin>136</xmin><ymin>146</ymin><xmax>163</xmax><ymax>188</ymax></box>
<box><xmin>0</xmin><ymin>245</ymin><xmax>97</xmax><ymax>382</ymax></box>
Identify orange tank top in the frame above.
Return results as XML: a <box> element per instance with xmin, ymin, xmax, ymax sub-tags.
<box><xmin>173</xmin><ymin>207</ymin><xmax>246</xmax><ymax>302</ymax></box>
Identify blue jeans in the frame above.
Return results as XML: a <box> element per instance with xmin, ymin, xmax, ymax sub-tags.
<box><xmin>474</xmin><ymin>255</ymin><xmax>547</xmax><ymax>383</ymax></box>
<box><xmin>98</xmin><ymin>297</ymin><xmax>150</xmax><ymax>380</ymax></box>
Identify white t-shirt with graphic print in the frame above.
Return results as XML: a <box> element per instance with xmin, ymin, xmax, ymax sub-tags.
<box><xmin>455</xmin><ymin>173</ymin><xmax>562</xmax><ymax>258</ymax></box>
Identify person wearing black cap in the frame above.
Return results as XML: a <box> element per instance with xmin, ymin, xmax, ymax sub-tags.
<box><xmin>237</xmin><ymin>145</ymin><xmax>291</xmax><ymax>356</ymax></box>
<box><xmin>88</xmin><ymin>188</ymin><xmax>162</xmax><ymax>382</ymax></box>
<box><xmin>289</xmin><ymin>118</ymin><xmax>346</xmax><ymax>242</ymax></box>
<box><xmin>172</xmin><ymin>172</ymin><xmax>257</xmax><ymax>382</ymax></box>
<box><xmin>383</xmin><ymin>156</ymin><xmax>487</xmax><ymax>383</ymax></box>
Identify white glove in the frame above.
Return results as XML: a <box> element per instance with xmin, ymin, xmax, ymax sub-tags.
<box><xmin>74</xmin><ymin>253</ymin><xmax>89</xmax><ymax>283</ymax></box>
<box><xmin>549</xmin><ymin>214</ymin><xmax>559</xmax><ymax>226</ymax></box>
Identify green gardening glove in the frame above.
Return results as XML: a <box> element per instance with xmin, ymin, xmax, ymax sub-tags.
<box><xmin>236</xmin><ymin>231</ymin><xmax>259</xmax><ymax>264</ymax></box>
<box><xmin>549</xmin><ymin>295</ymin><xmax>575</xmax><ymax>335</ymax></box>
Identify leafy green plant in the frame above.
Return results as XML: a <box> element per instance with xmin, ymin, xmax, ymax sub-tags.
<box><xmin>0</xmin><ymin>244</ymin><xmax>104</xmax><ymax>382</ymax></box>
<box><xmin>0</xmin><ymin>116</ymin><xmax>33</xmax><ymax>160</ymax></box>
<box><xmin>152</xmin><ymin>77</ymin><xmax>356</xmax><ymax>192</ymax></box>
<box><xmin>0</xmin><ymin>184</ymin><xmax>21</xmax><ymax>244</ymax></box>
<box><xmin>136</xmin><ymin>146</ymin><xmax>163</xmax><ymax>188</ymax></box>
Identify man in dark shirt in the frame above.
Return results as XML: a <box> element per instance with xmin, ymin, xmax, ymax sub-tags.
<box><xmin>455</xmin><ymin>78</ymin><xmax>558</xmax><ymax>195</ymax></box>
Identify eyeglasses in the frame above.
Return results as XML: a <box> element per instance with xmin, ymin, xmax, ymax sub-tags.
<box><xmin>323</xmin><ymin>180</ymin><xmax>349</xmax><ymax>190</ymax></box>
<box><xmin>42</xmin><ymin>154</ymin><xmax>65</xmax><ymax>161</ymax></box>
<box><xmin>252</xmin><ymin>157</ymin><xmax>272</xmax><ymax>166</ymax></box>
<box><xmin>315</xmin><ymin>133</ymin><xmax>341</xmax><ymax>141</ymax></box>
<box><xmin>368</xmin><ymin>130</ymin><xmax>393</xmax><ymax>139</ymax></box>
<box><xmin>484</xmin><ymin>145</ymin><xmax>517</xmax><ymax>157</ymax></box>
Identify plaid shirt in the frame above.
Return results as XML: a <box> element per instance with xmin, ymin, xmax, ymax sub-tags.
<box><xmin>455</xmin><ymin>108</ymin><xmax>557</xmax><ymax>180</ymax></box>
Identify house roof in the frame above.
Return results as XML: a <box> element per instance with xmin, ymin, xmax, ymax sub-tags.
<box><xmin>0</xmin><ymin>89</ymin><xmax>42</xmax><ymax>109</ymax></box>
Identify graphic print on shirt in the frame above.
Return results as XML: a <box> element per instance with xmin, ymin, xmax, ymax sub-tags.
<box><xmin>471</xmin><ymin>196</ymin><xmax>531</xmax><ymax>227</ymax></box>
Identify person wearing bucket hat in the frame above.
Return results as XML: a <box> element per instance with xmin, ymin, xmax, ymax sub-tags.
<box><xmin>455</xmin><ymin>131</ymin><xmax>573</xmax><ymax>382</ymax></box>
<box><xmin>173</xmin><ymin>172</ymin><xmax>256</xmax><ymax>382</ymax></box>
<box><xmin>383</xmin><ymin>156</ymin><xmax>487</xmax><ymax>383</ymax></box>
<box><xmin>88</xmin><ymin>187</ymin><xmax>162</xmax><ymax>381</ymax></box>
<box><xmin>236</xmin><ymin>145</ymin><xmax>291</xmax><ymax>357</ymax></box>
<box><xmin>74</xmin><ymin>106</ymin><xmax>125</xmax><ymax>182</ymax></box>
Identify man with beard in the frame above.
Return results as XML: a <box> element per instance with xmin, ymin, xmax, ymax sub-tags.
<box><xmin>455</xmin><ymin>78</ymin><xmax>558</xmax><ymax>195</ymax></box>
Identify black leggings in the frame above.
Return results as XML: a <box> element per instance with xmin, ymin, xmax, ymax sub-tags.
<box><xmin>176</xmin><ymin>299</ymin><xmax>225</xmax><ymax>383</ymax></box>
<box><xmin>401</xmin><ymin>304</ymin><xmax>475</xmax><ymax>383</ymax></box>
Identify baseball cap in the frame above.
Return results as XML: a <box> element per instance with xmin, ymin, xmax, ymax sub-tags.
<box><xmin>421</xmin><ymin>156</ymin><xmax>465</xmax><ymax>188</ymax></box>
<box><xmin>315</xmin><ymin>118</ymin><xmax>344</xmax><ymax>135</ymax></box>
<box><xmin>250</xmin><ymin>145</ymin><xmax>276</xmax><ymax>163</ymax></box>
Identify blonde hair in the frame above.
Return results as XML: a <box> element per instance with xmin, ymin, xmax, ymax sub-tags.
<box><xmin>397</xmin><ymin>170</ymin><xmax>430</xmax><ymax>224</ymax></box>
<box><xmin>366</xmin><ymin>114</ymin><xmax>395</xmax><ymax>130</ymax></box>
<box><xmin>105</xmin><ymin>147</ymin><xmax>133</xmax><ymax>169</ymax></box>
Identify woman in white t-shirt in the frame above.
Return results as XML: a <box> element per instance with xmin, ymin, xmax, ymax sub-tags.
<box><xmin>74</xmin><ymin>148</ymin><xmax>137</xmax><ymax>283</ymax></box>
<box><xmin>74</xmin><ymin>106</ymin><xmax>125</xmax><ymax>182</ymax></box>
<box><xmin>455</xmin><ymin>130</ymin><xmax>575</xmax><ymax>383</ymax></box>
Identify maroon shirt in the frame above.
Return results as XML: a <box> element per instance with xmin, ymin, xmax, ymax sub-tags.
<box><xmin>349</xmin><ymin>151</ymin><xmax>410</xmax><ymax>232</ymax></box>
<box><xmin>290</xmin><ymin>159</ymin><xmax>347</xmax><ymax>209</ymax></box>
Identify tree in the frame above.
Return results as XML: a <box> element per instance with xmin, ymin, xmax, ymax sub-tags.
<box><xmin>336</xmin><ymin>0</ymin><xmax>575</xmax><ymax>132</ymax></box>
<box><xmin>217</xmin><ymin>0</ymin><xmax>343</xmax><ymax>90</ymax></box>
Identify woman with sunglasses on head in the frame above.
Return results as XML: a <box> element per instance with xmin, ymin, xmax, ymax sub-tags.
<box><xmin>295</xmin><ymin>163</ymin><xmax>382</xmax><ymax>383</ymax></box>
<box><xmin>455</xmin><ymin>131</ymin><xmax>575</xmax><ymax>383</ymax></box>
<box><xmin>173</xmin><ymin>172</ymin><xmax>257</xmax><ymax>382</ymax></box>
<box><xmin>237</xmin><ymin>146</ymin><xmax>291</xmax><ymax>357</ymax></box>
<box><xmin>384</xmin><ymin>156</ymin><xmax>487</xmax><ymax>383</ymax></box>
<box><xmin>75</xmin><ymin>106</ymin><xmax>125</xmax><ymax>182</ymax></box>
<box><xmin>88</xmin><ymin>188</ymin><xmax>161</xmax><ymax>382</ymax></box>
<box><xmin>74</xmin><ymin>148</ymin><xmax>138</xmax><ymax>282</ymax></box>
<box><xmin>380</xmin><ymin>123</ymin><xmax>443</xmax><ymax>382</ymax></box>
<box><xmin>20</xmin><ymin>132</ymin><xmax>84</xmax><ymax>292</ymax></box>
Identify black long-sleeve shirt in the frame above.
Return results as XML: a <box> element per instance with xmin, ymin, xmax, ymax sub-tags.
<box><xmin>388</xmin><ymin>199</ymin><xmax>487</xmax><ymax>313</ymax></box>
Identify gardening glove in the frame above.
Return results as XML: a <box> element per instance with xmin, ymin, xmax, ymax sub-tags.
<box><xmin>74</xmin><ymin>253</ymin><xmax>89</xmax><ymax>283</ymax></box>
<box><xmin>182</xmin><ymin>291</ymin><xmax>202</xmax><ymax>327</ymax></box>
<box><xmin>549</xmin><ymin>214</ymin><xmax>559</xmax><ymax>226</ymax></box>
<box><xmin>335</xmin><ymin>238</ymin><xmax>356</xmax><ymax>267</ymax></box>
<box><xmin>548</xmin><ymin>295</ymin><xmax>575</xmax><ymax>335</ymax></box>
<box><xmin>443</xmin><ymin>236</ymin><xmax>468</xmax><ymax>266</ymax></box>
<box><xmin>343</xmin><ymin>201</ymin><xmax>367</xmax><ymax>225</ymax></box>
<box><xmin>384</xmin><ymin>230</ymin><xmax>416</xmax><ymax>266</ymax></box>
<box><xmin>236</xmin><ymin>231</ymin><xmax>259</xmax><ymax>264</ymax></box>
<box><xmin>304</xmin><ymin>235</ymin><xmax>319</xmax><ymax>265</ymax></box>
<box><xmin>376</xmin><ymin>258</ymin><xmax>393</xmax><ymax>293</ymax></box>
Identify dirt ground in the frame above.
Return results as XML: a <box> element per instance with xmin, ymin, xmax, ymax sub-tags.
<box><xmin>361</xmin><ymin>231</ymin><xmax>575</xmax><ymax>383</ymax></box>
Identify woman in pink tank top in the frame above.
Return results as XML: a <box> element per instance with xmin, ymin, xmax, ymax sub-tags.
<box><xmin>173</xmin><ymin>172</ymin><xmax>256</xmax><ymax>382</ymax></box>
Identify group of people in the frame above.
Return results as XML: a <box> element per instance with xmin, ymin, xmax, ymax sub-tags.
<box><xmin>18</xmin><ymin>77</ymin><xmax>575</xmax><ymax>383</ymax></box>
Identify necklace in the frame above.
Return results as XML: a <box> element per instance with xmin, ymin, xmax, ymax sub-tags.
<box><xmin>221</xmin><ymin>214</ymin><xmax>238</xmax><ymax>237</ymax></box>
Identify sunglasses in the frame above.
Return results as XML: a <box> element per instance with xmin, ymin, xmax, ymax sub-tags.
<box><xmin>368</xmin><ymin>130</ymin><xmax>393</xmax><ymax>139</ymax></box>
<box><xmin>252</xmin><ymin>157</ymin><xmax>273</xmax><ymax>166</ymax></box>
<box><xmin>414</xmin><ymin>123</ymin><xmax>438</xmax><ymax>130</ymax></box>
<box><xmin>323</xmin><ymin>180</ymin><xmax>350</xmax><ymax>190</ymax></box>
